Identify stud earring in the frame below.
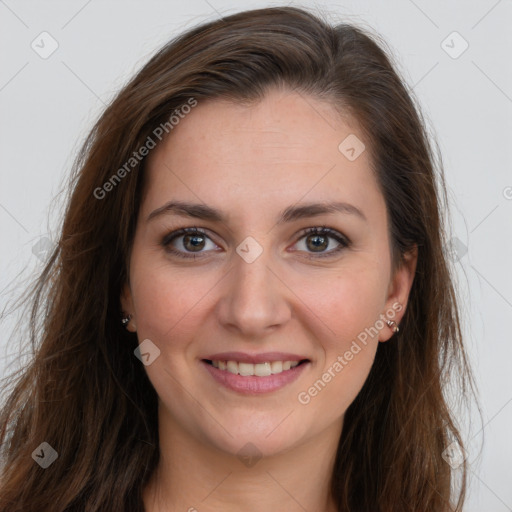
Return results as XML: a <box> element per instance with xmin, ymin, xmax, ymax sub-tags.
<box><xmin>121</xmin><ymin>313</ymin><xmax>132</xmax><ymax>328</ymax></box>
<box><xmin>386</xmin><ymin>320</ymin><xmax>399</xmax><ymax>334</ymax></box>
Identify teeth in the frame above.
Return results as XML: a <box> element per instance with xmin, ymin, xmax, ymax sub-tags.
<box><xmin>227</xmin><ymin>361</ymin><xmax>238</xmax><ymax>374</ymax></box>
<box><xmin>270</xmin><ymin>361</ymin><xmax>282</xmax><ymax>374</ymax></box>
<box><xmin>210</xmin><ymin>359</ymin><xmax>301</xmax><ymax>376</ymax></box>
<box><xmin>255</xmin><ymin>362</ymin><xmax>271</xmax><ymax>377</ymax></box>
<box><xmin>238</xmin><ymin>362</ymin><xmax>253</xmax><ymax>376</ymax></box>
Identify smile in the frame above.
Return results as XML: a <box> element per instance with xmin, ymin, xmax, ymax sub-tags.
<box><xmin>201</xmin><ymin>358</ymin><xmax>310</xmax><ymax>394</ymax></box>
<box><xmin>206</xmin><ymin>359</ymin><xmax>305</xmax><ymax>376</ymax></box>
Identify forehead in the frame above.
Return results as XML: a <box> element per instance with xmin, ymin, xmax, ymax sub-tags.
<box><xmin>142</xmin><ymin>89</ymin><xmax>385</xmax><ymax>225</ymax></box>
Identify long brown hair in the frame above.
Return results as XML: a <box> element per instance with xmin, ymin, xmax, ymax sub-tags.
<box><xmin>0</xmin><ymin>6</ymin><xmax>478</xmax><ymax>511</ymax></box>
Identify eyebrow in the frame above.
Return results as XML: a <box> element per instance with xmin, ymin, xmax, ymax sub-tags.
<box><xmin>147</xmin><ymin>200</ymin><xmax>367</xmax><ymax>224</ymax></box>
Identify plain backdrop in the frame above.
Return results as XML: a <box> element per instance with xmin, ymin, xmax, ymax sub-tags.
<box><xmin>1</xmin><ymin>1</ymin><xmax>511</xmax><ymax>510</ymax></box>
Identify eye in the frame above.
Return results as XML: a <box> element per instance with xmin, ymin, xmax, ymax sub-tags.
<box><xmin>292</xmin><ymin>226</ymin><xmax>350</xmax><ymax>258</ymax></box>
<box><xmin>161</xmin><ymin>225</ymin><xmax>351</xmax><ymax>260</ymax></box>
<box><xmin>161</xmin><ymin>227</ymin><xmax>219</xmax><ymax>259</ymax></box>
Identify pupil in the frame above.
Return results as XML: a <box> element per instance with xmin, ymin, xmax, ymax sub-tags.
<box><xmin>185</xmin><ymin>234</ymin><xmax>204</xmax><ymax>251</ymax></box>
<box><xmin>308</xmin><ymin>234</ymin><xmax>327</xmax><ymax>251</ymax></box>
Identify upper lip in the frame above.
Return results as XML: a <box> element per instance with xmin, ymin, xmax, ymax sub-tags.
<box><xmin>203</xmin><ymin>351</ymin><xmax>310</xmax><ymax>364</ymax></box>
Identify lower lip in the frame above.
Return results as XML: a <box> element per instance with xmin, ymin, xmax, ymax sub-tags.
<box><xmin>201</xmin><ymin>360</ymin><xmax>310</xmax><ymax>394</ymax></box>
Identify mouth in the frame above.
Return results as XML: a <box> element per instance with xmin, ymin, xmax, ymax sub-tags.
<box><xmin>202</xmin><ymin>358</ymin><xmax>310</xmax><ymax>377</ymax></box>
<box><xmin>200</xmin><ymin>357</ymin><xmax>311</xmax><ymax>394</ymax></box>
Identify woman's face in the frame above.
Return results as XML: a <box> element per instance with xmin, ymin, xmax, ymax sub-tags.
<box><xmin>122</xmin><ymin>87</ymin><xmax>416</xmax><ymax>458</ymax></box>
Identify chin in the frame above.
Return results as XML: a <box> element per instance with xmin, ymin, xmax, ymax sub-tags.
<box><xmin>202</xmin><ymin>420</ymin><xmax>307</xmax><ymax>461</ymax></box>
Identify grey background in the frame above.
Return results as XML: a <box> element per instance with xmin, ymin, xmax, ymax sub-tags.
<box><xmin>1</xmin><ymin>1</ymin><xmax>511</xmax><ymax>510</ymax></box>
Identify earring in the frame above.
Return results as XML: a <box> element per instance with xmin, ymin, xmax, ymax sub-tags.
<box><xmin>121</xmin><ymin>313</ymin><xmax>132</xmax><ymax>328</ymax></box>
<box><xmin>386</xmin><ymin>320</ymin><xmax>400</xmax><ymax>334</ymax></box>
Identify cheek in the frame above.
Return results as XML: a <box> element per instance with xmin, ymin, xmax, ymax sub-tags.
<box><xmin>291</xmin><ymin>263</ymin><xmax>387</xmax><ymax>412</ymax></box>
<box><xmin>300</xmin><ymin>265</ymin><xmax>388</xmax><ymax>349</ymax></box>
<box><xmin>296</xmin><ymin>272</ymin><xmax>384</xmax><ymax>418</ymax></box>
<box><xmin>130</xmin><ymin>255</ymin><xmax>206</xmax><ymax>347</ymax></box>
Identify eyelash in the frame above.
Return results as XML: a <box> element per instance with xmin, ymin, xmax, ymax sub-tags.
<box><xmin>161</xmin><ymin>226</ymin><xmax>351</xmax><ymax>260</ymax></box>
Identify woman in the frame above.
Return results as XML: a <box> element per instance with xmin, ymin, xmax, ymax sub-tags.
<box><xmin>0</xmin><ymin>6</ymin><xmax>477</xmax><ymax>511</ymax></box>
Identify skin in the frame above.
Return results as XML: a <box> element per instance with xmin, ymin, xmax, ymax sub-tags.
<box><xmin>121</xmin><ymin>87</ymin><xmax>417</xmax><ymax>512</ymax></box>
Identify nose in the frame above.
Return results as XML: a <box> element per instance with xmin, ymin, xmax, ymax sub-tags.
<box><xmin>215</xmin><ymin>245</ymin><xmax>292</xmax><ymax>339</ymax></box>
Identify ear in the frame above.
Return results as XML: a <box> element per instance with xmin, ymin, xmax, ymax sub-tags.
<box><xmin>120</xmin><ymin>281</ymin><xmax>137</xmax><ymax>332</ymax></box>
<box><xmin>380</xmin><ymin>245</ymin><xmax>418</xmax><ymax>342</ymax></box>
